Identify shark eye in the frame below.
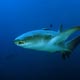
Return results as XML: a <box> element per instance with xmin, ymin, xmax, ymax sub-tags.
<box><xmin>18</xmin><ymin>41</ymin><xmax>25</xmax><ymax>44</ymax></box>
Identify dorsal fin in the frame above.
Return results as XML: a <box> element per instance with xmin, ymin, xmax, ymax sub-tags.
<box><xmin>59</xmin><ymin>24</ymin><xmax>63</xmax><ymax>32</ymax></box>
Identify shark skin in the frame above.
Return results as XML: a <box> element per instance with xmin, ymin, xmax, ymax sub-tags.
<box><xmin>14</xmin><ymin>26</ymin><xmax>80</xmax><ymax>59</ymax></box>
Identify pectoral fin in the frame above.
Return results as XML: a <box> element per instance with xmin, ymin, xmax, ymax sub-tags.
<box><xmin>61</xmin><ymin>36</ymin><xmax>80</xmax><ymax>60</ymax></box>
<box><xmin>61</xmin><ymin>51</ymin><xmax>71</xmax><ymax>60</ymax></box>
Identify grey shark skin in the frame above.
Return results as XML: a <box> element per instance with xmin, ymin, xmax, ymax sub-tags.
<box><xmin>14</xmin><ymin>26</ymin><xmax>80</xmax><ymax>59</ymax></box>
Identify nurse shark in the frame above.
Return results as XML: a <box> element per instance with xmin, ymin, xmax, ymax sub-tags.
<box><xmin>14</xmin><ymin>25</ymin><xmax>80</xmax><ymax>59</ymax></box>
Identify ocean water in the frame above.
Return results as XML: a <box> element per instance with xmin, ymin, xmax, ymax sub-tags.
<box><xmin>0</xmin><ymin>0</ymin><xmax>80</xmax><ymax>80</ymax></box>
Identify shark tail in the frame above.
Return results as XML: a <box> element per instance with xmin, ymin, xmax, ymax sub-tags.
<box><xmin>61</xmin><ymin>36</ymin><xmax>80</xmax><ymax>60</ymax></box>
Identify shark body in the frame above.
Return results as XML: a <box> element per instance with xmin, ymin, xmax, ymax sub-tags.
<box><xmin>14</xmin><ymin>25</ymin><xmax>80</xmax><ymax>59</ymax></box>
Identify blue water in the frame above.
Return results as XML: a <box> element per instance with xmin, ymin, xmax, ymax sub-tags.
<box><xmin>0</xmin><ymin>0</ymin><xmax>80</xmax><ymax>80</ymax></box>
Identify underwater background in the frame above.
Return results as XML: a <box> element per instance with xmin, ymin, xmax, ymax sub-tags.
<box><xmin>0</xmin><ymin>0</ymin><xmax>80</xmax><ymax>80</ymax></box>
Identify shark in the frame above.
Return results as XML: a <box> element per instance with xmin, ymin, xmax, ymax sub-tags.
<box><xmin>14</xmin><ymin>25</ymin><xmax>80</xmax><ymax>59</ymax></box>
